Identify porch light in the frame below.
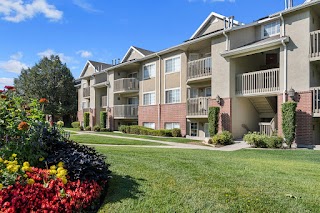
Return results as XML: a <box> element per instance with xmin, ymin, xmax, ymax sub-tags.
<box><xmin>288</xmin><ymin>87</ymin><xmax>295</xmax><ymax>101</ymax></box>
<box><xmin>216</xmin><ymin>95</ymin><xmax>221</xmax><ymax>105</ymax></box>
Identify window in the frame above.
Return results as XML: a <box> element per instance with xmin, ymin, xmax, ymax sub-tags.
<box><xmin>128</xmin><ymin>72</ymin><xmax>138</xmax><ymax>78</ymax></box>
<box><xmin>165</xmin><ymin>56</ymin><xmax>181</xmax><ymax>73</ymax></box>
<box><xmin>205</xmin><ymin>87</ymin><xmax>211</xmax><ymax>97</ymax></box>
<box><xmin>165</xmin><ymin>88</ymin><xmax>180</xmax><ymax>104</ymax></box>
<box><xmin>165</xmin><ymin>123</ymin><xmax>180</xmax><ymax>130</ymax></box>
<box><xmin>263</xmin><ymin>21</ymin><xmax>280</xmax><ymax>38</ymax></box>
<box><xmin>190</xmin><ymin>123</ymin><xmax>198</xmax><ymax>136</ymax></box>
<box><xmin>143</xmin><ymin>122</ymin><xmax>155</xmax><ymax>129</ymax></box>
<box><xmin>81</xmin><ymin>101</ymin><xmax>89</xmax><ymax>109</ymax></box>
<box><xmin>204</xmin><ymin>123</ymin><xmax>210</xmax><ymax>137</ymax></box>
<box><xmin>188</xmin><ymin>88</ymin><xmax>198</xmax><ymax>99</ymax></box>
<box><xmin>143</xmin><ymin>63</ymin><xmax>156</xmax><ymax>79</ymax></box>
<box><xmin>128</xmin><ymin>97</ymin><xmax>138</xmax><ymax>105</ymax></box>
<box><xmin>143</xmin><ymin>92</ymin><xmax>155</xmax><ymax>105</ymax></box>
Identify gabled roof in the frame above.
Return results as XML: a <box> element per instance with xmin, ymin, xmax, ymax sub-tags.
<box><xmin>121</xmin><ymin>46</ymin><xmax>154</xmax><ymax>63</ymax></box>
<box><xmin>190</xmin><ymin>12</ymin><xmax>242</xmax><ymax>39</ymax></box>
<box><xmin>79</xmin><ymin>60</ymin><xmax>112</xmax><ymax>78</ymax></box>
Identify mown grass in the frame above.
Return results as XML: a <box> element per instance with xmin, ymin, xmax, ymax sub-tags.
<box><xmin>69</xmin><ymin>134</ymin><xmax>166</xmax><ymax>146</ymax></box>
<box><xmin>97</xmin><ymin>147</ymin><xmax>320</xmax><ymax>212</ymax></box>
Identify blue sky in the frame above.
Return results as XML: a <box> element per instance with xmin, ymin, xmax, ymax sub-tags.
<box><xmin>0</xmin><ymin>0</ymin><xmax>306</xmax><ymax>88</ymax></box>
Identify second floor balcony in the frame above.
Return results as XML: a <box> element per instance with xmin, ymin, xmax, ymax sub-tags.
<box><xmin>187</xmin><ymin>57</ymin><xmax>212</xmax><ymax>83</ymax></box>
<box><xmin>187</xmin><ymin>97</ymin><xmax>210</xmax><ymax>118</ymax></box>
<box><xmin>114</xmin><ymin>104</ymin><xmax>138</xmax><ymax>119</ymax></box>
<box><xmin>310</xmin><ymin>30</ymin><xmax>320</xmax><ymax>61</ymax></box>
<box><xmin>114</xmin><ymin>78</ymin><xmax>139</xmax><ymax>94</ymax></box>
<box><xmin>83</xmin><ymin>87</ymin><xmax>90</xmax><ymax>98</ymax></box>
<box><xmin>236</xmin><ymin>68</ymin><xmax>280</xmax><ymax>96</ymax></box>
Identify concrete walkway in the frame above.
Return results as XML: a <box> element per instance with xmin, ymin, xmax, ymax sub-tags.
<box><xmin>67</xmin><ymin>130</ymin><xmax>251</xmax><ymax>151</ymax></box>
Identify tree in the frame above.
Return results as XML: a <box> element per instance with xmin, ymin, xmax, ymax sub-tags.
<box><xmin>14</xmin><ymin>55</ymin><xmax>77</xmax><ymax>125</ymax></box>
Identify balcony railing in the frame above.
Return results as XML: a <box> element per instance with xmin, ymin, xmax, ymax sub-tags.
<box><xmin>95</xmin><ymin>75</ymin><xmax>108</xmax><ymax>84</ymax></box>
<box><xmin>259</xmin><ymin>115</ymin><xmax>277</xmax><ymax>136</ymax></box>
<box><xmin>114</xmin><ymin>104</ymin><xmax>138</xmax><ymax>118</ymax></box>
<box><xmin>236</xmin><ymin>68</ymin><xmax>279</xmax><ymax>96</ymax></box>
<box><xmin>83</xmin><ymin>108</ymin><xmax>90</xmax><ymax>113</ymax></box>
<box><xmin>83</xmin><ymin>87</ymin><xmax>90</xmax><ymax>97</ymax></box>
<box><xmin>187</xmin><ymin>57</ymin><xmax>212</xmax><ymax>80</ymax></box>
<box><xmin>101</xmin><ymin>96</ymin><xmax>108</xmax><ymax>107</ymax></box>
<box><xmin>312</xmin><ymin>87</ymin><xmax>320</xmax><ymax>117</ymax></box>
<box><xmin>114</xmin><ymin>78</ymin><xmax>139</xmax><ymax>93</ymax></box>
<box><xmin>187</xmin><ymin>97</ymin><xmax>210</xmax><ymax>117</ymax></box>
<box><xmin>310</xmin><ymin>30</ymin><xmax>320</xmax><ymax>60</ymax></box>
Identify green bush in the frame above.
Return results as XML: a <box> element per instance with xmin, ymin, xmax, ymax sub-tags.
<box><xmin>172</xmin><ymin>128</ymin><xmax>181</xmax><ymax>137</ymax></box>
<box><xmin>93</xmin><ymin>125</ymin><xmax>100</xmax><ymax>132</ymax></box>
<box><xmin>282</xmin><ymin>102</ymin><xmax>297</xmax><ymax>147</ymax></box>
<box><xmin>85</xmin><ymin>126</ymin><xmax>91</xmax><ymax>131</ymax></box>
<box><xmin>100</xmin><ymin>128</ymin><xmax>110</xmax><ymax>132</ymax></box>
<box><xmin>212</xmin><ymin>131</ymin><xmax>233</xmax><ymax>146</ymax></box>
<box><xmin>100</xmin><ymin>112</ymin><xmax>107</xmax><ymax>128</ymax></box>
<box><xmin>84</xmin><ymin>112</ymin><xmax>90</xmax><ymax>128</ymax></box>
<box><xmin>56</xmin><ymin>120</ymin><xmax>64</xmax><ymax>128</ymax></box>
<box><xmin>244</xmin><ymin>132</ymin><xmax>284</xmax><ymax>148</ymax></box>
<box><xmin>79</xmin><ymin>126</ymin><xmax>84</xmax><ymax>131</ymax></box>
<box><xmin>119</xmin><ymin>125</ymin><xmax>127</xmax><ymax>133</ymax></box>
<box><xmin>267</xmin><ymin>136</ymin><xmax>284</xmax><ymax>148</ymax></box>
<box><xmin>208</xmin><ymin>107</ymin><xmax>220</xmax><ymax>136</ymax></box>
<box><xmin>71</xmin><ymin>121</ymin><xmax>80</xmax><ymax>128</ymax></box>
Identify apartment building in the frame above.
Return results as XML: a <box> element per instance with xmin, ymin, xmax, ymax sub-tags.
<box><xmin>77</xmin><ymin>0</ymin><xmax>320</xmax><ymax>147</ymax></box>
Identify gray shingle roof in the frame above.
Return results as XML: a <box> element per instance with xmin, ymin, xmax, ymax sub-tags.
<box><xmin>88</xmin><ymin>60</ymin><xmax>112</xmax><ymax>71</ymax></box>
<box><xmin>132</xmin><ymin>46</ymin><xmax>155</xmax><ymax>56</ymax></box>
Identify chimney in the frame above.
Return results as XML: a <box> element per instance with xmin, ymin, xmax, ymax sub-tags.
<box><xmin>118</xmin><ymin>58</ymin><xmax>120</xmax><ymax>64</ymax></box>
<box><xmin>286</xmin><ymin>0</ymin><xmax>293</xmax><ymax>9</ymax></box>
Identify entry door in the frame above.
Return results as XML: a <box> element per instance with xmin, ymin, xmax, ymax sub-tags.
<box><xmin>204</xmin><ymin>123</ymin><xmax>210</xmax><ymax>137</ymax></box>
<box><xmin>190</xmin><ymin>122</ymin><xmax>198</xmax><ymax>137</ymax></box>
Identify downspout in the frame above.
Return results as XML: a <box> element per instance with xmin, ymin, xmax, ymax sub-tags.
<box><xmin>280</xmin><ymin>13</ymin><xmax>287</xmax><ymax>103</ymax></box>
<box><xmin>156</xmin><ymin>53</ymin><xmax>161</xmax><ymax>130</ymax></box>
<box><xmin>223</xmin><ymin>31</ymin><xmax>229</xmax><ymax>51</ymax></box>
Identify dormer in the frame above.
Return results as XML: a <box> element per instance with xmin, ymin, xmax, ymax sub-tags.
<box><xmin>121</xmin><ymin>46</ymin><xmax>154</xmax><ymax>63</ymax></box>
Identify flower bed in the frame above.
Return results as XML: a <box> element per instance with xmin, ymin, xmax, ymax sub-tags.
<box><xmin>0</xmin><ymin>87</ymin><xmax>110</xmax><ymax>212</ymax></box>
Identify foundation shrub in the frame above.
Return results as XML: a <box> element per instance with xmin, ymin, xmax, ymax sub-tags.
<box><xmin>100</xmin><ymin>128</ymin><xmax>110</xmax><ymax>132</ymax></box>
<box><xmin>71</xmin><ymin>121</ymin><xmax>80</xmax><ymax>128</ymax></box>
<box><xmin>282</xmin><ymin>102</ymin><xmax>297</xmax><ymax>147</ymax></box>
<box><xmin>118</xmin><ymin>125</ymin><xmax>127</xmax><ymax>133</ymax></box>
<box><xmin>172</xmin><ymin>128</ymin><xmax>181</xmax><ymax>137</ymax></box>
<box><xmin>79</xmin><ymin>126</ymin><xmax>84</xmax><ymax>131</ymax></box>
<box><xmin>93</xmin><ymin>125</ymin><xmax>100</xmax><ymax>132</ymax></box>
<box><xmin>84</xmin><ymin>112</ymin><xmax>90</xmax><ymax>128</ymax></box>
<box><xmin>267</xmin><ymin>136</ymin><xmax>284</xmax><ymax>148</ymax></box>
<box><xmin>100</xmin><ymin>112</ymin><xmax>107</xmax><ymax>129</ymax></box>
<box><xmin>211</xmin><ymin>131</ymin><xmax>233</xmax><ymax>146</ymax></box>
<box><xmin>85</xmin><ymin>126</ymin><xmax>91</xmax><ymax>131</ymax></box>
<box><xmin>118</xmin><ymin>125</ymin><xmax>179</xmax><ymax>137</ymax></box>
<box><xmin>208</xmin><ymin>107</ymin><xmax>220</xmax><ymax>136</ymax></box>
<box><xmin>244</xmin><ymin>132</ymin><xmax>284</xmax><ymax>148</ymax></box>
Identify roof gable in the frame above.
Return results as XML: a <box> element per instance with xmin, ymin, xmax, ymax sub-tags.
<box><xmin>121</xmin><ymin>46</ymin><xmax>154</xmax><ymax>63</ymax></box>
<box><xmin>79</xmin><ymin>60</ymin><xmax>112</xmax><ymax>78</ymax></box>
<box><xmin>190</xmin><ymin>12</ymin><xmax>242</xmax><ymax>39</ymax></box>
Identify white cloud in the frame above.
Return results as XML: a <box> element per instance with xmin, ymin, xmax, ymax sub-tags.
<box><xmin>0</xmin><ymin>0</ymin><xmax>63</xmax><ymax>23</ymax></box>
<box><xmin>76</xmin><ymin>50</ymin><xmax>92</xmax><ymax>58</ymax></box>
<box><xmin>0</xmin><ymin>77</ymin><xmax>14</xmax><ymax>89</ymax></box>
<box><xmin>73</xmin><ymin>0</ymin><xmax>102</xmax><ymax>13</ymax></box>
<box><xmin>37</xmin><ymin>49</ymin><xmax>74</xmax><ymax>63</ymax></box>
<box><xmin>0</xmin><ymin>52</ymin><xmax>28</xmax><ymax>74</ymax></box>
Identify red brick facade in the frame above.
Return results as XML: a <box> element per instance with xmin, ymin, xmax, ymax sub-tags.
<box><xmin>138</xmin><ymin>103</ymin><xmax>187</xmax><ymax>136</ymax></box>
<box><xmin>208</xmin><ymin>98</ymin><xmax>232</xmax><ymax>132</ymax></box>
<box><xmin>278</xmin><ymin>91</ymin><xmax>313</xmax><ymax>145</ymax></box>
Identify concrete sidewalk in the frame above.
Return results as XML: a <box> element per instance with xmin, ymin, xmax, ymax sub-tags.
<box><xmin>67</xmin><ymin>130</ymin><xmax>250</xmax><ymax>151</ymax></box>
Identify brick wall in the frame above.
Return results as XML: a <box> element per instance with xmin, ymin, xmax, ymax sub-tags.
<box><xmin>89</xmin><ymin>108</ymin><xmax>96</xmax><ymax>128</ymax></box>
<box><xmin>138</xmin><ymin>105</ymin><xmax>159</xmax><ymax>129</ymax></box>
<box><xmin>77</xmin><ymin>110</ymin><xmax>83</xmax><ymax>123</ymax></box>
<box><xmin>208</xmin><ymin>98</ymin><xmax>232</xmax><ymax>132</ymax></box>
<box><xmin>278</xmin><ymin>91</ymin><xmax>313</xmax><ymax>145</ymax></box>
<box><xmin>107</xmin><ymin>107</ymin><xmax>114</xmax><ymax>130</ymax></box>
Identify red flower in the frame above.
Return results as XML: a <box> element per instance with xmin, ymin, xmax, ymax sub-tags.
<box><xmin>4</xmin><ymin>86</ymin><xmax>15</xmax><ymax>90</ymax></box>
<box><xmin>1</xmin><ymin>95</ymin><xmax>7</xmax><ymax>99</ymax></box>
<box><xmin>39</xmin><ymin>98</ymin><xmax>48</xmax><ymax>104</ymax></box>
<box><xmin>18</xmin><ymin>121</ymin><xmax>29</xmax><ymax>131</ymax></box>
<box><xmin>0</xmin><ymin>90</ymin><xmax>3</xmax><ymax>93</ymax></box>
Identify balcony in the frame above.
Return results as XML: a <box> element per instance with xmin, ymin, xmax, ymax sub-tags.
<box><xmin>83</xmin><ymin>87</ymin><xmax>90</xmax><ymax>98</ymax></box>
<box><xmin>312</xmin><ymin>87</ymin><xmax>320</xmax><ymax>117</ymax></box>
<box><xmin>101</xmin><ymin>96</ymin><xmax>108</xmax><ymax>108</ymax></box>
<box><xmin>236</xmin><ymin>68</ymin><xmax>280</xmax><ymax>96</ymax></box>
<box><xmin>187</xmin><ymin>97</ymin><xmax>210</xmax><ymax>118</ymax></box>
<box><xmin>114</xmin><ymin>104</ymin><xmax>138</xmax><ymax>119</ymax></box>
<box><xmin>83</xmin><ymin>108</ymin><xmax>90</xmax><ymax>113</ymax></box>
<box><xmin>310</xmin><ymin>30</ymin><xmax>320</xmax><ymax>61</ymax></box>
<box><xmin>114</xmin><ymin>78</ymin><xmax>139</xmax><ymax>94</ymax></box>
<box><xmin>187</xmin><ymin>57</ymin><xmax>212</xmax><ymax>83</ymax></box>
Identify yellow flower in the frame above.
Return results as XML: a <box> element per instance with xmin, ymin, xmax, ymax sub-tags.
<box><xmin>58</xmin><ymin>169</ymin><xmax>67</xmax><ymax>176</ymax></box>
<box><xmin>39</xmin><ymin>157</ymin><xmax>45</xmax><ymax>162</ymax></box>
<box><xmin>0</xmin><ymin>183</ymin><xmax>3</xmax><ymax>190</ymax></box>
<box><xmin>6</xmin><ymin>165</ymin><xmax>13</xmax><ymax>171</ymax></box>
<box><xmin>23</xmin><ymin>162</ymin><xmax>30</xmax><ymax>167</ymax></box>
<box><xmin>49</xmin><ymin>170</ymin><xmax>57</xmax><ymax>175</ymax></box>
<box><xmin>57</xmin><ymin>167</ymin><xmax>64</xmax><ymax>172</ymax></box>
<box><xmin>0</xmin><ymin>158</ymin><xmax>3</xmax><ymax>163</ymax></box>
<box><xmin>11</xmin><ymin>153</ymin><xmax>17</xmax><ymax>158</ymax></box>
<box><xmin>61</xmin><ymin>177</ymin><xmax>67</xmax><ymax>184</ymax></box>
<box><xmin>50</xmin><ymin>165</ymin><xmax>56</xmax><ymax>170</ymax></box>
<box><xmin>57</xmin><ymin>162</ymin><xmax>64</xmax><ymax>167</ymax></box>
<box><xmin>21</xmin><ymin>166</ymin><xmax>31</xmax><ymax>172</ymax></box>
<box><xmin>23</xmin><ymin>174</ymin><xmax>28</xmax><ymax>178</ymax></box>
<box><xmin>11</xmin><ymin>160</ymin><xmax>18</xmax><ymax>165</ymax></box>
<box><xmin>4</xmin><ymin>160</ymin><xmax>8</xmax><ymax>164</ymax></box>
<box><xmin>27</xmin><ymin>178</ymin><xmax>35</xmax><ymax>185</ymax></box>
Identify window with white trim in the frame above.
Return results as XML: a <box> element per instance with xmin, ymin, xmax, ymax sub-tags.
<box><xmin>205</xmin><ymin>87</ymin><xmax>211</xmax><ymax>97</ymax></box>
<box><xmin>165</xmin><ymin>56</ymin><xmax>181</xmax><ymax>73</ymax></box>
<box><xmin>165</xmin><ymin>123</ymin><xmax>180</xmax><ymax>130</ymax></box>
<box><xmin>143</xmin><ymin>63</ymin><xmax>156</xmax><ymax>79</ymax></box>
<box><xmin>263</xmin><ymin>21</ymin><xmax>280</xmax><ymax>38</ymax></box>
<box><xmin>165</xmin><ymin>88</ymin><xmax>180</xmax><ymax>104</ymax></box>
<box><xmin>143</xmin><ymin>92</ymin><xmax>155</xmax><ymax>105</ymax></box>
<box><xmin>143</xmin><ymin>122</ymin><xmax>155</xmax><ymax>129</ymax></box>
<box><xmin>81</xmin><ymin>101</ymin><xmax>89</xmax><ymax>109</ymax></box>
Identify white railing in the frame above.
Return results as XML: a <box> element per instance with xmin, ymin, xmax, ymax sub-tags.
<box><xmin>114</xmin><ymin>104</ymin><xmax>138</xmax><ymax>118</ymax></box>
<box><xmin>187</xmin><ymin>97</ymin><xmax>210</xmax><ymax>116</ymax></box>
<box><xmin>312</xmin><ymin>87</ymin><xmax>320</xmax><ymax>116</ymax></box>
<box><xmin>259</xmin><ymin>114</ymin><xmax>277</xmax><ymax>136</ymax></box>
<box><xmin>310</xmin><ymin>30</ymin><xmax>320</xmax><ymax>59</ymax></box>
<box><xmin>83</xmin><ymin>87</ymin><xmax>90</xmax><ymax>97</ymax></box>
<box><xmin>187</xmin><ymin>57</ymin><xmax>212</xmax><ymax>80</ymax></box>
<box><xmin>101</xmin><ymin>96</ymin><xmax>108</xmax><ymax>107</ymax></box>
<box><xmin>236</xmin><ymin>68</ymin><xmax>279</xmax><ymax>95</ymax></box>
<box><xmin>95</xmin><ymin>75</ymin><xmax>108</xmax><ymax>84</ymax></box>
<box><xmin>114</xmin><ymin>78</ymin><xmax>139</xmax><ymax>93</ymax></box>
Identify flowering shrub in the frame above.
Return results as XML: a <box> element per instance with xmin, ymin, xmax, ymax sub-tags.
<box><xmin>0</xmin><ymin>86</ymin><xmax>110</xmax><ymax>212</ymax></box>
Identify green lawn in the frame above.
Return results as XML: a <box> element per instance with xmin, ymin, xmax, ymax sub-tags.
<box><xmin>69</xmin><ymin>134</ymin><xmax>166</xmax><ymax>146</ymax></box>
<box><xmin>96</xmin><ymin>147</ymin><xmax>320</xmax><ymax>212</ymax></box>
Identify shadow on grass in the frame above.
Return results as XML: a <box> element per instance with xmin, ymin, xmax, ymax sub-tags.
<box><xmin>103</xmin><ymin>173</ymin><xmax>144</xmax><ymax>204</ymax></box>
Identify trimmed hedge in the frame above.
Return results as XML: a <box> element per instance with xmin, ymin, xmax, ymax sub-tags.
<box><xmin>212</xmin><ymin>131</ymin><xmax>233</xmax><ymax>145</ymax></box>
<box><xmin>100</xmin><ymin>112</ymin><xmax>107</xmax><ymax>129</ymax></box>
<box><xmin>84</xmin><ymin>112</ymin><xmax>90</xmax><ymax>128</ymax></box>
<box><xmin>282</xmin><ymin>102</ymin><xmax>297</xmax><ymax>147</ymax></box>
<box><xmin>208</xmin><ymin>107</ymin><xmax>220</xmax><ymax>136</ymax></box>
<box><xmin>56</xmin><ymin>120</ymin><xmax>64</xmax><ymax>127</ymax></box>
<box><xmin>119</xmin><ymin>125</ymin><xmax>181</xmax><ymax>137</ymax></box>
<box><xmin>244</xmin><ymin>132</ymin><xmax>283</xmax><ymax>148</ymax></box>
<box><xmin>71</xmin><ymin>121</ymin><xmax>80</xmax><ymax>128</ymax></box>
<box><xmin>93</xmin><ymin>125</ymin><xmax>100</xmax><ymax>132</ymax></box>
